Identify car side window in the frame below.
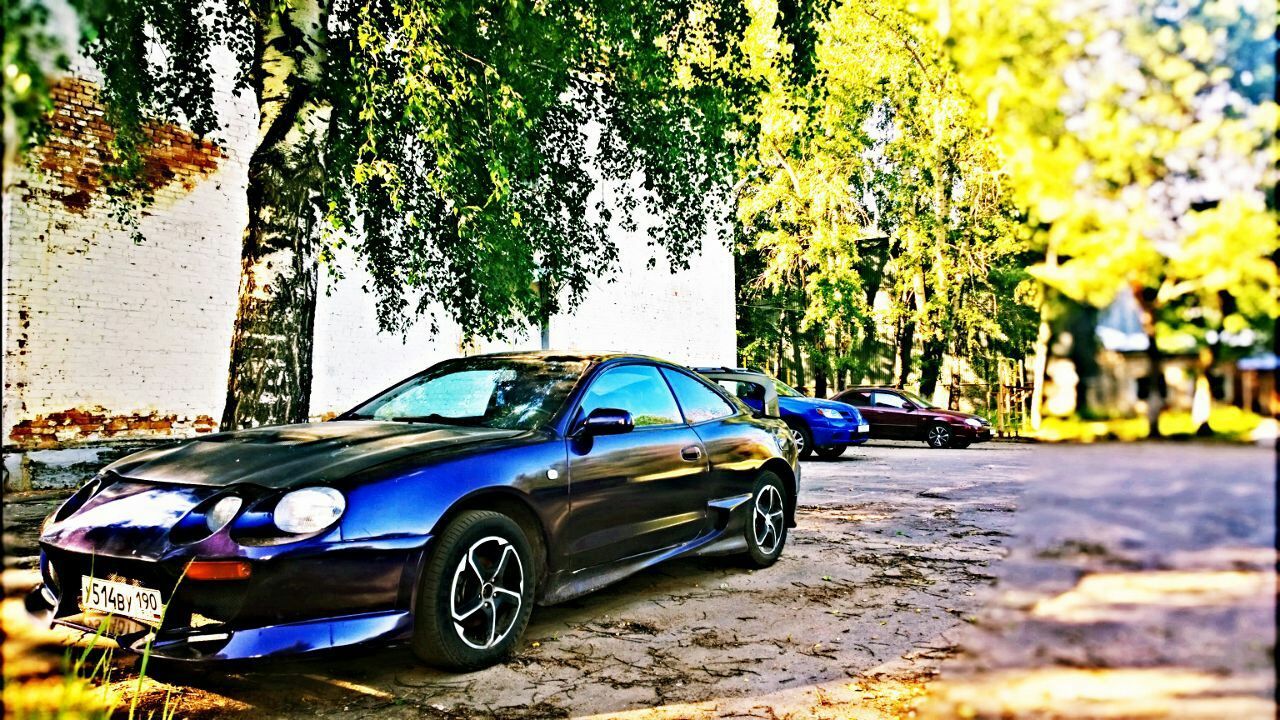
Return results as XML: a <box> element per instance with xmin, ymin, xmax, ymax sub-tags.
<box><xmin>872</xmin><ymin>391</ymin><xmax>910</xmax><ymax>409</ymax></box>
<box><xmin>577</xmin><ymin>365</ymin><xmax>682</xmax><ymax>427</ymax></box>
<box><xmin>842</xmin><ymin>390</ymin><xmax>872</xmax><ymax>407</ymax></box>
<box><xmin>716</xmin><ymin>380</ymin><xmax>765</xmax><ymax>404</ymax></box>
<box><xmin>662</xmin><ymin>369</ymin><xmax>737</xmax><ymax>424</ymax></box>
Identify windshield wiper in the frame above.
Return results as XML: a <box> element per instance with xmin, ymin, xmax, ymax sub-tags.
<box><xmin>390</xmin><ymin>414</ymin><xmax>479</xmax><ymax>426</ymax></box>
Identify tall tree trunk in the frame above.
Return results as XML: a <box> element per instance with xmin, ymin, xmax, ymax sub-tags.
<box><xmin>1143</xmin><ymin>330</ymin><xmax>1165</xmax><ymax>438</ymax></box>
<box><xmin>834</xmin><ymin>325</ymin><xmax>846</xmax><ymax>392</ymax></box>
<box><xmin>1134</xmin><ymin>285</ymin><xmax>1166</xmax><ymax>438</ymax></box>
<box><xmin>221</xmin><ymin>8</ymin><xmax>326</xmax><ymax>430</ymax></box>
<box><xmin>813</xmin><ymin>332</ymin><xmax>828</xmax><ymax>398</ymax></box>
<box><xmin>1191</xmin><ymin>345</ymin><xmax>1214</xmax><ymax>436</ymax></box>
<box><xmin>919</xmin><ymin>337</ymin><xmax>946</xmax><ymax>399</ymax></box>
<box><xmin>789</xmin><ymin>310</ymin><xmax>806</xmax><ymax>393</ymax></box>
<box><xmin>1067</xmin><ymin>303</ymin><xmax>1100</xmax><ymax>417</ymax></box>
<box><xmin>1029</xmin><ymin>246</ymin><xmax>1058</xmax><ymax>431</ymax></box>
<box><xmin>895</xmin><ymin>293</ymin><xmax>917</xmax><ymax>388</ymax></box>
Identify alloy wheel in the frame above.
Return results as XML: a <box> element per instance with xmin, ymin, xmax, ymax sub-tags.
<box><xmin>450</xmin><ymin>536</ymin><xmax>524</xmax><ymax>650</ymax></box>
<box><xmin>753</xmin><ymin>484</ymin><xmax>785</xmax><ymax>556</ymax></box>
<box><xmin>790</xmin><ymin>428</ymin><xmax>806</xmax><ymax>455</ymax></box>
<box><xmin>927</xmin><ymin>425</ymin><xmax>951</xmax><ymax>448</ymax></box>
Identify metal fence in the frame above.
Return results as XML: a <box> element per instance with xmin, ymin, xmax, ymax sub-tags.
<box><xmin>946</xmin><ymin>359</ymin><xmax>1032</xmax><ymax>438</ymax></box>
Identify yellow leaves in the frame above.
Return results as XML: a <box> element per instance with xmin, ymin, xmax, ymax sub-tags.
<box><xmin>1164</xmin><ymin>197</ymin><xmax>1279</xmax><ymax>316</ymax></box>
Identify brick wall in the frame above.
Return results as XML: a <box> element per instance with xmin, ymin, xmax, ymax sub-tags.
<box><xmin>2</xmin><ymin>57</ymin><xmax>256</xmax><ymax>449</ymax></box>
<box><xmin>3</xmin><ymin>66</ymin><xmax>735</xmax><ymax>449</ymax></box>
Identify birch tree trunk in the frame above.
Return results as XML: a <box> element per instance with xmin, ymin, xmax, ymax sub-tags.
<box><xmin>221</xmin><ymin>6</ymin><xmax>327</xmax><ymax>430</ymax></box>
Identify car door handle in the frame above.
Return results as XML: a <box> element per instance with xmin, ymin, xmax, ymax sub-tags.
<box><xmin>680</xmin><ymin>446</ymin><xmax>704</xmax><ymax>462</ymax></box>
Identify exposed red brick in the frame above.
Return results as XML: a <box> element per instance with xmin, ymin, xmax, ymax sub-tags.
<box><xmin>8</xmin><ymin>408</ymin><xmax>220</xmax><ymax>448</ymax></box>
<box><xmin>31</xmin><ymin>78</ymin><xmax>224</xmax><ymax>213</ymax></box>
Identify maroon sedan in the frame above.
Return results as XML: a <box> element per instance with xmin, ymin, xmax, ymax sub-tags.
<box><xmin>830</xmin><ymin>387</ymin><xmax>993</xmax><ymax>449</ymax></box>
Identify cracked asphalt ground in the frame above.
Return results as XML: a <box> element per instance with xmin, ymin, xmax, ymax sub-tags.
<box><xmin>4</xmin><ymin>440</ymin><xmax>1274</xmax><ymax>718</ymax></box>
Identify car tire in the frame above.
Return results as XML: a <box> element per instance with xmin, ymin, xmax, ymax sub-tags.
<box><xmin>411</xmin><ymin>510</ymin><xmax>535</xmax><ymax>671</ymax></box>
<box><xmin>925</xmin><ymin>423</ymin><xmax>952</xmax><ymax>449</ymax></box>
<box><xmin>815</xmin><ymin>444</ymin><xmax>847</xmax><ymax>460</ymax></box>
<box><xmin>742</xmin><ymin>471</ymin><xmax>788</xmax><ymax>568</ymax></box>
<box><xmin>786</xmin><ymin>421</ymin><xmax>814</xmax><ymax>460</ymax></box>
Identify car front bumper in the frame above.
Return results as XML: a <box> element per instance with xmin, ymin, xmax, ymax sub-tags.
<box><xmin>954</xmin><ymin>425</ymin><xmax>994</xmax><ymax>442</ymax></box>
<box><xmin>27</xmin><ymin>534</ymin><xmax>430</xmax><ymax>663</ymax></box>
<box><xmin>810</xmin><ymin>420</ymin><xmax>871</xmax><ymax>447</ymax></box>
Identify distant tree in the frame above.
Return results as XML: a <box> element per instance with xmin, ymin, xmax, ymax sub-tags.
<box><xmin>736</xmin><ymin>0</ymin><xmax>1023</xmax><ymax>397</ymax></box>
<box><xmin>947</xmin><ymin>0</ymin><xmax>1278</xmax><ymax>435</ymax></box>
<box><xmin>11</xmin><ymin>0</ymin><xmax>749</xmax><ymax>428</ymax></box>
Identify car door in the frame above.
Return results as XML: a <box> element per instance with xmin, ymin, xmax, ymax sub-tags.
<box><xmin>839</xmin><ymin>390</ymin><xmax>889</xmax><ymax>438</ymax></box>
<box><xmin>661</xmin><ymin>367</ymin><xmax>747</xmax><ymax>503</ymax></box>
<box><xmin>870</xmin><ymin>390</ymin><xmax>917</xmax><ymax>438</ymax></box>
<box><xmin>564</xmin><ymin>363</ymin><xmax>710</xmax><ymax>569</ymax></box>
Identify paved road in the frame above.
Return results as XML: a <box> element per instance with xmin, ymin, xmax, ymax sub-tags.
<box><xmin>922</xmin><ymin>442</ymin><xmax>1276</xmax><ymax>719</ymax></box>
<box><xmin>4</xmin><ymin>440</ymin><xmax>1274</xmax><ymax>719</ymax></box>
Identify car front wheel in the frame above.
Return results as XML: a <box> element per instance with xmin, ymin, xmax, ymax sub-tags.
<box><xmin>925</xmin><ymin>423</ymin><xmax>953</xmax><ymax>449</ymax></box>
<box><xmin>815</xmin><ymin>444</ymin><xmax>847</xmax><ymax>460</ymax></box>
<box><xmin>743</xmin><ymin>472</ymin><xmax>788</xmax><ymax>567</ymax></box>
<box><xmin>412</xmin><ymin>510</ymin><xmax>535</xmax><ymax>671</ymax></box>
<box><xmin>787</xmin><ymin>422</ymin><xmax>814</xmax><ymax>460</ymax></box>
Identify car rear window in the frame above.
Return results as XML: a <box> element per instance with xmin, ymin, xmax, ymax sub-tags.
<box><xmin>662</xmin><ymin>369</ymin><xmax>737</xmax><ymax>424</ymax></box>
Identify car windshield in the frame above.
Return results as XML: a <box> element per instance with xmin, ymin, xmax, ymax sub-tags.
<box><xmin>898</xmin><ymin>390</ymin><xmax>936</xmax><ymax>409</ymax></box>
<box><xmin>771</xmin><ymin>378</ymin><xmax>805</xmax><ymax>398</ymax></box>
<box><xmin>344</xmin><ymin>358</ymin><xmax>588</xmax><ymax>430</ymax></box>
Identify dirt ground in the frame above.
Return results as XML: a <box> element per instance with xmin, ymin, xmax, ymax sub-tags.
<box><xmin>3</xmin><ymin>439</ymin><xmax>1274</xmax><ymax>719</ymax></box>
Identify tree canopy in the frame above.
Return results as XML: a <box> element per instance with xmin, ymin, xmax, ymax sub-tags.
<box><xmin>18</xmin><ymin>0</ymin><xmax>751</xmax><ymax>339</ymax></box>
<box><xmin>735</xmin><ymin>0</ymin><xmax>1028</xmax><ymax>394</ymax></box>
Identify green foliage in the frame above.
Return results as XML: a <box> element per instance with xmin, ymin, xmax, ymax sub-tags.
<box><xmin>950</xmin><ymin>0</ymin><xmax>1278</xmax><ymax>348</ymax></box>
<box><xmin>26</xmin><ymin>0</ymin><xmax>749</xmax><ymax>340</ymax></box>
<box><xmin>327</xmin><ymin>0</ymin><xmax>750</xmax><ymax>337</ymax></box>
<box><xmin>2</xmin><ymin>0</ymin><xmax>68</xmax><ymax>164</ymax></box>
<box><xmin>735</xmin><ymin>0</ymin><xmax>1027</xmax><ymax>387</ymax></box>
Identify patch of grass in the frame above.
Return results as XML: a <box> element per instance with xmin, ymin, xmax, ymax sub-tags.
<box><xmin>1034</xmin><ymin>405</ymin><xmax>1266</xmax><ymax>443</ymax></box>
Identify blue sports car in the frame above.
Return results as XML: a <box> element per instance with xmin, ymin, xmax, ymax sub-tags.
<box><xmin>697</xmin><ymin>368</ymin><xmax>869</xmax><ymax>460</ymax></box>
<box><xmin>28</xmin><ymin>352</ymin><xmax>799</xmax><ymax>670</ymax></box>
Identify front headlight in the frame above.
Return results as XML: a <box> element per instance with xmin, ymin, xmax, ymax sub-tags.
<box><xmin>816</xmin><ymin>408</ymin><xmax>843</xmax><ymax>420</ymax></box>
<box><xmin>964</xmin><ymin>417</ymin><xmax>983</xmax><ymax>427</ymax></box>
<box><xmin>273</xmin><ymin>487</ymin><xmax>346</xmax><ymax>534</ymax></box>
<box><xmin>206</xmin><ymin>496</ymin><xmax>243</xmax><ymax>531</ymax></box>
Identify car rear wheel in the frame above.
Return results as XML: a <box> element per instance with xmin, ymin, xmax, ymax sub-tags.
<box><xmin>787</xmin><ymin>422</ymin><xmax>814</xmax><ymax>460</ymax></box>
<box><xmin>925</xmin><ymin>423</ymin><xmax>952</xmax><ymax>449</ymax></box>
<box><xmin>412</xmin><ymin>510</ymin><xmax>535</xmax><ymax>671</ymax></box>
<box><xmin>815</xmin><ymin>444</ymin><xmax>847</xmax><ymax>460</ymax></box>
<box><xmin>743</xmin><ymin>472</ymin><xmax>788</xmax><ymax>567</ymax></box>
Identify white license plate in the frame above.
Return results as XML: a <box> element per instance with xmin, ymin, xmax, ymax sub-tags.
<box><xmin>81</xmin><ymin>576</ymin><xmax>163</xmax><ymax>626</ymax></box>
<box><xmin>858</xmin><ymin>424</ymin><xmax>870</xmax><ymax>433</ymax></box>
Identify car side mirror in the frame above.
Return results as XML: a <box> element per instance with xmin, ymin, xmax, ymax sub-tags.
<box><xmin>903</xmin><ymin>404</ymin><xmax>916</xmax><ymax>411</ymax></box>
<box><xmin>574</xmin><ymin>408</ymin><xmax>634</xmax><ymax>437</ymax></box>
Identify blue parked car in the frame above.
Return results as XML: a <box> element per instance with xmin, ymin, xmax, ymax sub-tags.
<box><xmin>697</xmin><ymin>368</ymin><xmax>869</xmax><ymax>460</ymax></box>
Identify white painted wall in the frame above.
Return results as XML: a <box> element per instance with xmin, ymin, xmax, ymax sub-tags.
<box><xmin>2</xmin><ymin>48</ymin><xmax>256</xmax><ymax>441</ymax></box>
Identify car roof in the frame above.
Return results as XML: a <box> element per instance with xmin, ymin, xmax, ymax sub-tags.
<box><xmin>692</xmin><ymin>366</ymin><xmax>766</xmax><ymax>375</ymax></box>
<box><xmin>467</xmin><ymin>349</ymin><xmax>680</xmax><ymax>366</ymax></box>
<box><xmin>842</xmin><ymin>386</ymin><xmax>904</xmax><ymax>392</ymax></box>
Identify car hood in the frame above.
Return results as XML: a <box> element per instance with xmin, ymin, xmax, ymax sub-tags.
<box><xmin>922</xmin><ymin>408</ymin><xmax>985</xmax><ymax>423</ymax></box>
<box><xmin>778</xmin><ymin>396</ymin><xmax>861</xmax><ymax>414</ymax></box>
<box><xmin>104</xmin><ymin>421</ymin><xmax>527</xmax><ymax>490</ymax></box>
